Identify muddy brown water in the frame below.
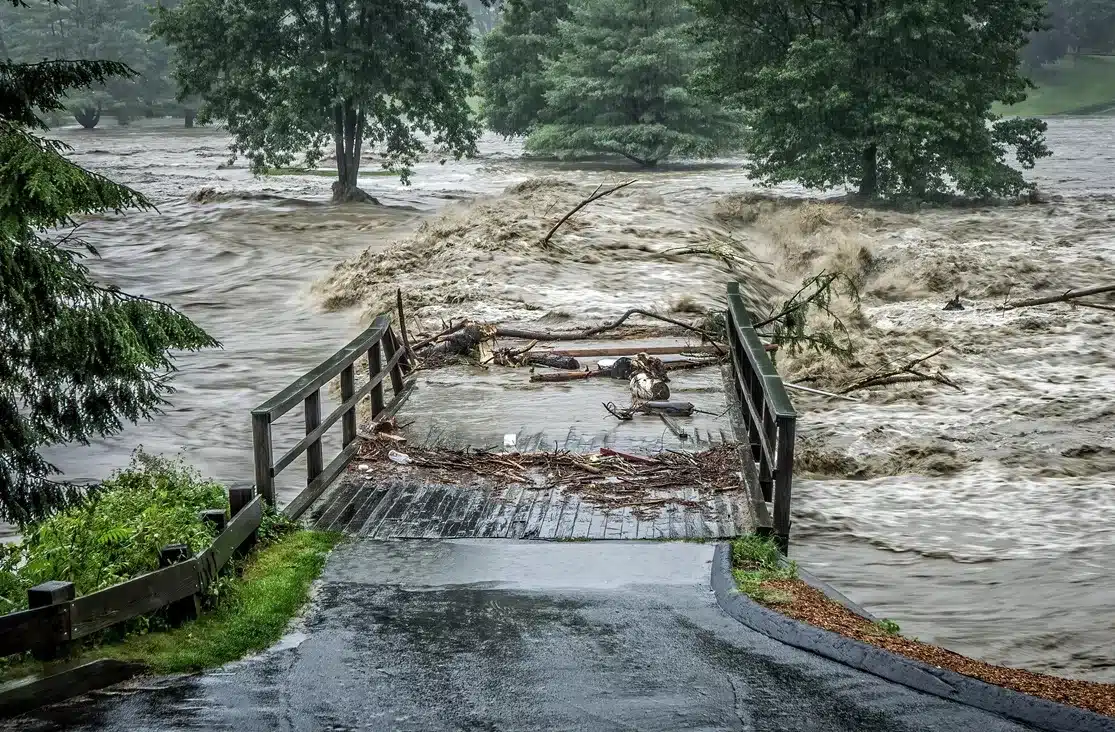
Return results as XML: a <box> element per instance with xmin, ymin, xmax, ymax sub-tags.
<box><xmin>13</xmin><ymin>116</ymin><xmax>1115</xmax><ymax>684</ymax></box>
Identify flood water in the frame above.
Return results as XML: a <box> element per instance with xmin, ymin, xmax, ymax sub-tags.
<box><xmin>22</xmin><ymin>116</ymin><xmax>1115</xmax><ymax>684</ymax></box>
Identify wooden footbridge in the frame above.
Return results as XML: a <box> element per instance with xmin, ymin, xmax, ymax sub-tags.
<box><xmin>250</xmin><ymin>282</ymin><xmax>798</xmax><ymax>549</ymax></box>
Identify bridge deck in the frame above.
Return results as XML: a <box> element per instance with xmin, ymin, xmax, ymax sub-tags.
<box><xmin>307</xmin><ymin>471</ymin><xmax>752</xmax><ymax>540</ymax></box>
<box><xmin>292</xmin><ymin>352</ymin><xmax>760</xmax><ymax>540</ymax></box>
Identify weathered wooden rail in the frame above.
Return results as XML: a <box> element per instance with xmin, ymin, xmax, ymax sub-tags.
<box><xmin>725</xmin><ymin>282</ymin><xmax>797</xmax><ymax>550</ymax></box>
<box><xmin>251</xmin><ymin>315</ymin><xmax>413</xmax><ymax>519</ymax></box>
<box><xmin>0</xmin><ymin>488</ymin><xmax>261</xmax><ymax>663</ymax></box>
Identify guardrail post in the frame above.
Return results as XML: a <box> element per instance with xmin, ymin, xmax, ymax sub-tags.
<box><xmin>200</xmin><ymin>509</ymin><xmax>228</xmax><ymax>534</ymax></box>
<box><xmin>382</xmin><ymin>327</ymin><xmax>406</xmax><ymax>394</ymax></box>
<box><xmin>159</xmin><ymin>545</ymin><xmax>200</xmax><ymax>626</ymax></box>
<box><xmin>304</xmin><ymin>388</ymin><xmax>324</xmax><ymax>485</ymax></box>
<box><xmin>368</xmin><ymin>341</ymin><xmax>385</xmax><ymax>418</ymax></box>
<box><xmin>252</xmin><ymin>411</ymin><xmax>275</xmax><ymax>506</ymax></box>
<box><xmin>773</xmin><ymin>415</ymin><xmax>796</xmax><ymax>553</ymax></box>
<box><xmin>228</xmin><ymin>487</ymin><xmax>257</xmax><ymax>555</ymax></box>
<box><xmin>341</xmin><ymin>362</ymin><xmax>356</xmax><ymax>447</ymax></box>
<box><xmin>27</xmin><ymin>581</ymin><xmax>74</xmax><ymax>660</ymax></box>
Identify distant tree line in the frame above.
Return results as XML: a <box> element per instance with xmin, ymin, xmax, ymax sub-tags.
<box><xmin>1023</xmin><ymin>0</ymin><xmax>1115</xmax><ymax>68</ymax></box>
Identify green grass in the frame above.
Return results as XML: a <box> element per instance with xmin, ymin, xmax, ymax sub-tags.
<box><xmin>1000</xmin><ymin>55</ymin><xmax>1115</xmax><ymax>117</ymax></box>
<box><xmin>0</xmin><ymin>530</ymin><xmax>341</xmax><ymax>682</ymax></box>
<box><xmin>260</xmin><ymin>167</ymin><xmax>396</xmax><ymax>178</ymax></box>
<box><xmin>730</xmin><ymin>534</ymin><xmax>797</xmax><ymax>605</ymax></box>
<box><xmin>97</xmin><ymin>530</ymin><xmax>341</xmax><ymax>673</ymax></box>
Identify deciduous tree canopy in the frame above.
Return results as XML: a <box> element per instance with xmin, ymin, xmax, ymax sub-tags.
<box><xmin>692</xmin><ymin>0</ymin><xmax>1052</xmax><ymax>199</ymax></box>
<box><xmin>153</xmin><ymin>0</ymin><xmax>481</xmax><ymax>202</ymax></box>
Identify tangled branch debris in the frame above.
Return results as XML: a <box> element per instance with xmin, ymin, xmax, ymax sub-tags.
<box><xmin>540</xmin><ymin>179</ymin><xmax>636</xmax><ymax>248</ymax></box>
<box><xmin>757</xmin><ymin>270</ymin><xmax>859</xmax><ymax>363</ymax></box>
<box><xmin>410</xmin><ymin>309</ymin><xmax>726</xmax><ymax>369</ymax></box>
<box><xmin>355</xmin><ymin>437</ymin><xmax>743</xmax><ymax>515</ymax></box>
<box><xmin>839</xmin><ymin>348</ymin><xmax>961</xmax><ymax>394</ymax></box>
<box><xmin>997</xmin><ymin>283</ymin><xmax>1115</xmax><ymax>312</ymax></box>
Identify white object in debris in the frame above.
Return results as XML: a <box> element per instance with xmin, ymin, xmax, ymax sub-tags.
<box><xmin>504</xmin><ymin>434</ymin><xmax>517</xmax><ymax>448</ymax></box>
<box><xmin>388</xmin><ymin>450</ymin><xmax>412</xmax><ymax>465</ymax></box>
<box><xmin>597</xmin><ymin>358</ymin><xmax>617</xmax><ymax>370</ymax></box>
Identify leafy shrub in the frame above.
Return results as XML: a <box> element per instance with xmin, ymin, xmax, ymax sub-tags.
<box><xmin>0</xmin><ymin>450</ymin><xmax>226</xmax><ymax>614</ymax></box>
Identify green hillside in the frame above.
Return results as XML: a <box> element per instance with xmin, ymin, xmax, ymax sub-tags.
<box><xmin>1001</xmin><ymin>55</ymin><xmax>1115</xmax><ymax>116</ymax></box>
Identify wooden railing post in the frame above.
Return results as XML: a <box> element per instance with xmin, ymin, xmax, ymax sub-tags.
<box><xmin>27</xmin><ymin>581</ymin><xmax>73</xmax><ymax>660</ymax></box>
<box><xmin>252</xmin><ymin>411</ymin><xmax>275</xmax><ymax>506</ymax></box>
<box><xmin>367</xmin><ymin>342</ymin><xmax>385</xmax><ymax>418</ymax></box>
<box><xmin>340</xmin><ymin>363</ymin><xmax>356</xmax><ymax>447</ymax></box>
<box><xmin>773</xmin><ymin>415</ymin><xmax>796</xmax><ymax>552</ymax></box>
<box><xmin>382</xmin><ymin>327</ymin><xmax>406</xmax><ymax>395</ymax></box>
<box><xmin>159</xmin><ymin>545</ymin><xmax>199</xmax><ymax>626</ymax></box>
<box><xmin>304</xmin><ymin>388</ymin><xmax>324</xmax><ymax>485</ymax></box>
<box><xmin>228</xmin><ymin>487</ymin><xmax>257</xmax><ymax>555</ymax></box>
<box><xmin>199</xmin><ymin>509</ymin><xmax>228</xmax><ymax>534</ymax></box>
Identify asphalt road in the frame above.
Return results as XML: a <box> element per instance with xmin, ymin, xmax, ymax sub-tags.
<box><xmin>9</xmin><ymin>540</ymin><xmax>1037</xmax><ymax>732</ymax></box>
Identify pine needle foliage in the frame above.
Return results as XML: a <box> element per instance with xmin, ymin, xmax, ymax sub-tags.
<box><xmin>1</xmin><ymin>5</ymin><xmax>217</xmax><ymax>525</ymax></box>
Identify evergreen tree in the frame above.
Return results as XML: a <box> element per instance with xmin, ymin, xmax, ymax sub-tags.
<box><xmin>0</xmin><ymin>5</ymin><xmax>217</xmax><ymax>524</ymax></box>
<box><xmin>524</xmin><ymin>0</ymin><xmax>741</xmax><ymax>167</ymax></box>
<box><xmin>476</xmin><ymin>0</ymin><xmax>569</xmax><ymax>138</ymax></box>
<box><xmin>691</xmin><ymin>0</ymin><xmax>1053</xmax><ymax>199</ymax></box>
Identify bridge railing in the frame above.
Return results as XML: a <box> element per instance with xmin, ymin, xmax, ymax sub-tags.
<box><xmin>725</xmin><ymin>282</ymin><xmax>797</xmax><ymax>550</ymax></box>
<box><xmin>251</xmin><ymin>315</ymin><xmax>412</xmax><ymax>519</ymax></box>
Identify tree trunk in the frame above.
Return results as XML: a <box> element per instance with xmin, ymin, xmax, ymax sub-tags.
<box><xmin>74</xmin><ymin>105</ymin><xmax>101</xmax><ymax>129</ymax></box>
<box><xmin>858</xmin><ymin>143</ymin><xmax>878</xmax><ymax>197</ymax></box>
<box><xmin>332</xmin><ymin>102</ymin><xmax>377</xmax><ymax>204</ymax></box>
<box><xmin>184</xmin><ymin>109</ymin><xmax>196</xmax><ymax>128</ymax></box>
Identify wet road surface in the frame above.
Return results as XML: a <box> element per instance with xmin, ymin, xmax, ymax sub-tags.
<box><xmin>9</xmin><ymin>540</ymin><xmax>1037</xmax><ymax>732</ymax></box>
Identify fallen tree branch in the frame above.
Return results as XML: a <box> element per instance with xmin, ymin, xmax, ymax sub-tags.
<box><xmin>840</xmin><ymin>348</ymin><xmax>961</xmax><ymax>394</ymax></box>
<box><xmin>998</xmin><ymin>283</ymin><xmax>1115</xmax><ymax>311</ymax></box>
<box><xmin>541</xmin><ymin>179</ymin><xmax>636</xmax><ymax>247</ymax></box>
<box><xmin>1070</xmin><ymin>300</ymin><xmax>1115</xmax><ymax>314</ymax></box>
<box><xmin>495</xmin><ymin>308</ymin><xmax>721</xmax><ymax>348</ymax></box>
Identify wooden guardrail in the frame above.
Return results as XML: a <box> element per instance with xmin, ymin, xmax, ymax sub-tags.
<box><xmin>726</xmin><ymin>282</ymin><xmax>797</xmax><ymax>550</ymax></box>
<box><xmin>251</xmin><ymin>315</ymin><xmax>413</xmax><ymax>519</ymax></box>
<box><xmin>0</xmin><ymin>487</ymin><xmax>261</xmax><ymax>661</ymax></box>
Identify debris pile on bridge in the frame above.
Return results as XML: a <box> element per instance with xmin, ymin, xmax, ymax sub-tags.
<box><xmin>354</xmin><ymin>437</ymin><xmax>745</xmax><ymax>517</ymax></box>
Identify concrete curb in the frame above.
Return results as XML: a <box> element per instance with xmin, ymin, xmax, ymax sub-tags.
<box><xmin>711</xmin><ymin>544</ymin><xmax>1115</xmax><ymax>732</ymax></box>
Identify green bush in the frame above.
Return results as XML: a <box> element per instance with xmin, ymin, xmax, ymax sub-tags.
<box><xmin>0</xmin><ymin>451</ymin><xmax>226</xmax><ymax>614</ymax></box>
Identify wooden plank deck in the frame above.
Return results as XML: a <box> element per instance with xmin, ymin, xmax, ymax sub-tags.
<box><xmin>307</xmin><ymin>470</ymin><xmax>752</xmax><ymax>540</ymax></box>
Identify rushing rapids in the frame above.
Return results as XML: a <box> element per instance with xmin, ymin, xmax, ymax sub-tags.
<box><xmin>25</xmin><ymin>116</ymin><xmax>1115</xmax><ymax>683</ymax></box>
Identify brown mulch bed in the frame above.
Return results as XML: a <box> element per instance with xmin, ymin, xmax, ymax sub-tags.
<box><xmin>355</xmin><ymin>437</ymin><xmax>744</xmax><ymax>517</ymax></box>
<box><xmin>757</xmin><ymin>578</ymin><xmax>1115</xmax><ymax>718</ymax></box>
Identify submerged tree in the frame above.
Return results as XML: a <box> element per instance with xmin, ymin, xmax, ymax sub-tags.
<box><xmin>525</xmin><ymin>0</ymin><xmax>741</xmax><ymax>167</ymax></box>
<box><xmin>153</xmin><ymin>0</ymin><xmax>479</xmax><ymax>202</ymax></box>
<box><xmin>692</xmin><ymin>0</ymin><xmax>1053</xmax><ymax>199</ymax></box>
<box><xmin>476</xmin><ymin>0</ymin><xmax>570</xmax><ymax>138</ymax></box>
<box><xmin>0</xmin><ymin>12</ymin><xmax>217</xmax><ymax>524</ymax></box>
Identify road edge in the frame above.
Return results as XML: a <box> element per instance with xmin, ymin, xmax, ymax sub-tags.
<box><xmin>710</xmin><ymin>543</ymin><xmax>1115</xmax><ymax>732</ymax></box>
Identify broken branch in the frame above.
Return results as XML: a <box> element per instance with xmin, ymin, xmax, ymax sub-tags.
<box><xmin>998</xmin><ymin>283</ymin><xmax>1115</xmax><ymax>311</ymax></box>
<box><xmin>540</xmin><ymin>179</ymin><xmax>636</xmax><ymax>247</ymax></box>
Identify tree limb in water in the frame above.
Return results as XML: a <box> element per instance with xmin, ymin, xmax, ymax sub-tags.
<box><xmin>997</xmin><ymin>283</ymin><xmax>1115</xmax><ymax>311</ymax></box>
<box><xmin>495</xmin><ymin>308</ymin><xmax>722</xmax><ymax>349</ymax></box>
<box><xmin>540</xmin><ymin>179</ymin><xmax>636</xmax><ymax>247</ymax></box>
<box><xmin>1071</xmin><ymin>300</ymin><xmax>1115</xmax><ymax>314</ymax></box>
<box><xmin>840</xmin><ymin>348</ymin><xmax>961</xmax><ymax>394</ymax></box>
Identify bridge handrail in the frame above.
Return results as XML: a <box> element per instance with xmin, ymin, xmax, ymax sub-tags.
<box><xmin>725</xmin><ymin>282</ymin><xmax>797</xmax><ymax>549</ymax></box>
<box><xmin>251</xmin><ymin>315</ymin><xmax>411</xmax><ymax>518</ymax></box>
